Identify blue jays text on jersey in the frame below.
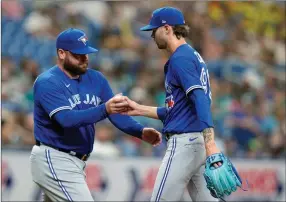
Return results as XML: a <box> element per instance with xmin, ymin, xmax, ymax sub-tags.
<box><xmin>68</xmin><ymin>93</ymin><xmax>102</xmax><ymax>109</ymax></box>
<box><xmin>162</xmin><ymin>44</ymin><xmax>213</xmax><ymax>134</ymax></box>
<box><xmin>33</xmin><ymin>66</ymin><xmax>143</xmax><ymax>154</ymax></box>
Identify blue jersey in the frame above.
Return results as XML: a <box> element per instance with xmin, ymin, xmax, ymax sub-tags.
<box><xmin>33</xmin><ymin>66</ymin><xmax>143</xmax><ymax>154</ymax></box>
<box><xmin>163</xmin><ymin>44</ymin><xmax>213</xmax><ymax>134</ymax></box>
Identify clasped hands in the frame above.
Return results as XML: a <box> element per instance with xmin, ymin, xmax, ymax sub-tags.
<box><xmin>105</xmin><ymin>94</ymin><xmax>162</xmax><ymax>147</ymax></box>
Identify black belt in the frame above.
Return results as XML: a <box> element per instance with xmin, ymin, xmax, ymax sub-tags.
<box><xmin>165</xmin><ymin>133</ymin><xmax>175</xmax><ymax>141</ymax></box>
<box><xmin>35</xmin><ymin>140</ymin><xmax>90</xmax><ymax>161</ymax></box>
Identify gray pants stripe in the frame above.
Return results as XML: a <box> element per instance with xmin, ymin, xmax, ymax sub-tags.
<box><xmin>45</xmin><ymin>149</ymin><xmax>73</xmax><ymax>201</ymax></box>
<box><xmin>151</xmin><ymin>132</ymin><xmax>217</xmax><ymax>201</ymax></box>
<box><xmin>155</xmin><ymin>137</ymin><xmax>177</xmax><ymax>201</ymax></box>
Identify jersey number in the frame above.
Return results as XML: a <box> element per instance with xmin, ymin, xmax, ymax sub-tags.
<box><xmin>194</xmin><ymin>51</ymin><xmax>205</xmax><ymax>64</ymax></box>
<box><xmin>195</xmin><ymin>51</ymin><xmax>212</xmax><ymax>100</ymax></box>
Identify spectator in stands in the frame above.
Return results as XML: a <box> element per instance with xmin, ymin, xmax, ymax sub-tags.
<box><xmin>1</xmin><ymin>1</ymin><xmax>285</xmax><ymax>159</ymax></box>
<box><xmin>92</xmin><ymin>124</ymin><xmax>121</xmax><ymax>158</ymax></box>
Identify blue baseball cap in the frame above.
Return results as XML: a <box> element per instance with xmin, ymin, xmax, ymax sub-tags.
<box><xmin>56</xmin><ymin>28</ymin><xmax>98</xmax><ymax>54</ymax></box>
<box><xmin>140</xmin><ymin>7</ymin><xmax>185</xmax><ymax>31</ymax></box>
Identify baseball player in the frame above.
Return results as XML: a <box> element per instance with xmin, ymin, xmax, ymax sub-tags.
<box><xmin>123</xmin><ymin>7</ymin><xmax>243</xmax><ymax>201</ymax></box>
<box><xmin>30</xmin><ymin>28</ymin><xmax>162</xmax><ymax>201</ymax></box>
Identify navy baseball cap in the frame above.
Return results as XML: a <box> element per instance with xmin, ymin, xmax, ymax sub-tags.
<box><xmin>140</xmin><ymin>7</ymin><xmax>185</xmax><ymax>31</ymax></box>
<box><xmin>56</xmin><ymin>28</ymin><xmax>98</xmax><ymax>54</ymax></box>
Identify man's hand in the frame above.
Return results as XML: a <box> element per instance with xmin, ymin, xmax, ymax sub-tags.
<box><xmin>121</xmin><ymin>97</ymin><xmax>142</xmax><ymax>116</ymax></box>
<box><xmin>120</xmin><ymin>97</ymin><xmax>160</xmax><ymax>119</ymax></box>
<box><xmin>142</xmin><ymin>128</ymin><xmax>162</xmax><ymax>146</ymax></box>
<box><xmin>105</xmin><ymin>94</ymin><xmax>129</xmax><ymax>114</ymax></box>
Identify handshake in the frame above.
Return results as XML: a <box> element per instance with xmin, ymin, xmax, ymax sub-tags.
<box><xmin>105</xmin><ymin>93</ymin><xmax>162</xmax><ymax>147</ymax></box>
<box><xmin>105</xmin><ymin>93</ymin><xmax>142</xmax><ymax>116</ymax></box>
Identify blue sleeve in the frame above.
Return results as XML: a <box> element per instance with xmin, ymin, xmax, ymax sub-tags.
<box><xmin>157</xmin><ymin>107</ymin><xmax>166</xmax><ymax>122</ymax></box>
<box><xmin>108</xmin><ymin>114</ymin><xmax>144</xmax><ymax>139</ymax></box>
<box><xmin>35</xmin><ymin>79</ymin><xmax>108</xmax><ymax>128</ymax></box>
<box><xmin>54</xmin><ymin>104</ymin><xmax>108</xmax><ymax>128</ymax></box>
<box><xmin>35</xmin><ymin>80</ymin><xmax>72</xmax><ymax>118</ymax></box>
<box><xmin>98</xmin><ymin>72</ymin><xmax>144</xmax><ymax>139</ymax></box>
<box><xmin>188</xmin><ymin>88</ymin><xmax>214</xmax><ymax>129</ymax></box>
<box><xmin>171</xmin><ymin>56</ymin><xmax>204</xmax><ymax>95</ymax></box>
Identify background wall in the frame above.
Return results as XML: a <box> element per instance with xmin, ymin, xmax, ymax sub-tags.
<box><xmin>1</xmin><ymin>1</ymin><xmax>285</xmax><ymax>201</ymax></box>
<box><xmin>2</xmin><ymin>151</ymin><xmax>286</xmax><ymax>201</ymax></box>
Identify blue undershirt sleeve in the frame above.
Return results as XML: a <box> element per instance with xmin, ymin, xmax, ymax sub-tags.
<box><xmin>53</xmin><ymin>104</ymin><xmax>108</xmax><ymax>128</ymax></box>
<box><xmin>188</xmin><ymin>88</ymin><xmax>214</xmax><ymax>130</ymax></box>
<box><xmin>157</xmin><ymin>107</ymin><xmax>167</xmax><ymax>122</ymax></box>
<box><xmin>108</xmin><ymin>114</ymin><xmax>144</xmax><ymax>139</ymax></box>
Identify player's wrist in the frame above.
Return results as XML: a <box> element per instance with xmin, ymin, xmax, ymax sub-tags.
<box><xmin>136</xmin><ymin>104</ymin><xmax>147</xmax><ymax>116</ymax></box>
<box><xmin>104</xmin><ymin>102</ymin><xmax>111</xmax><ymax>114</ymax></box>
<box><xmin>100</xmin><ymin>103</ymin><xmax>109</xmax><ymax>117</ymax></box>
<box><xmin>205</xmin><ymin>143</ymin><xmax>220</xmax><ymax>156</ymax></box>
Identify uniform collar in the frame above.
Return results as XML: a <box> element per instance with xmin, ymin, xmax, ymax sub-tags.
<box><xmin>170</xmin><ymin>43</ymin><xmax>188</xmax><ymax>59</ymax></box>
<box><xmin>164</xmin><ymin>43</ymin><xmax>189</xmax><ymax>74</ymax></box>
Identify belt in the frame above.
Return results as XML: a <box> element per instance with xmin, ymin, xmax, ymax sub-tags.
<box><xmin>35</xmin><ymin>140</ymin><xmax>90</xmax><ymax>161</ymax></box>
<box><xmin>165</xmin><ymin>133</ymin><xmax>175</xmax><ymax>141</ymax></box>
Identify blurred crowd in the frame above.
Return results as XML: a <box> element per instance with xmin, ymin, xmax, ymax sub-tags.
<box><xmin>2</xmin><ymin>1</ymin><xmax>285</xmax><ymax>159</ymax></box>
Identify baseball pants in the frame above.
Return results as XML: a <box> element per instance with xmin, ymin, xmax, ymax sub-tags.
<box><xmin>151</xmin><ymin>132</ymin><xmax>218</xmax><ymax>201</ymax></box>
<box><xmin>30</xmin><ymin>145</ymin><xmax>94</xmax><ymax>201</ymax></box>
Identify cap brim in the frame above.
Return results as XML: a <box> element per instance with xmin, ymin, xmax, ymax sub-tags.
<box><xmin>140</xmin><ymin>24</ymin><xmax>159</xmax><ymax>31</ymax></box>
<box><xmin>70</xmin><ymin>46</ymin><xmax>98</xmax><ymax>54</ymax></box>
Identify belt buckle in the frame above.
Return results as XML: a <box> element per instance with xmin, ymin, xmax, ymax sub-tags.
<box><xmin>165</xmin><ymin>133</ymin><xmax>170</xmax><ymax>141</ymax></box>
<box><xmin>81</xmin><ymin>154</ymin><xmax>89</xmax><ymax>161</ymax></box>
<box><xmin>165</xmin><ymin>133</ymin><xmax>174</xmax><ymax>141</ymax></box>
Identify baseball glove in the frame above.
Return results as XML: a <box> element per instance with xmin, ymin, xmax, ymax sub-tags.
<box><xmin>203</xmin><ymin>153</ymin><xmax>242</xmax><ymax>200</ymax></box>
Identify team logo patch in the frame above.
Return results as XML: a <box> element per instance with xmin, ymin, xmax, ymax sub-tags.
<box><xmin>78</xmin><ymin>35</ymin><xmax>88</xmax><ymax>45</ymax></box>
<box><xmin>165</xmin><ymin>95</ymin><xmax>175</xmax><ymax>109</ymax></box>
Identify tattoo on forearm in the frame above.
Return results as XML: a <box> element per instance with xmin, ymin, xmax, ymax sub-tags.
<box><xmin>202</xmin><ymin>128</ymin><xmax>219</xmax><ymax>153</ymax></box>
<box><xmin>202</xmin><ymin>128</ymin><xmax>214</xmax><ymax>144</ymax></box>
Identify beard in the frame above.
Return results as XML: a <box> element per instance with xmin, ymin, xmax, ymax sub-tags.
<box><xmin>155</xmin><ymin>39</ymin><xmax>167</xmax><ymax>49</ymax></box>
<box><xmin>63</xmin><ymin>57</ymin><xmax>88</xmax><ymax>76</ymax></box>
